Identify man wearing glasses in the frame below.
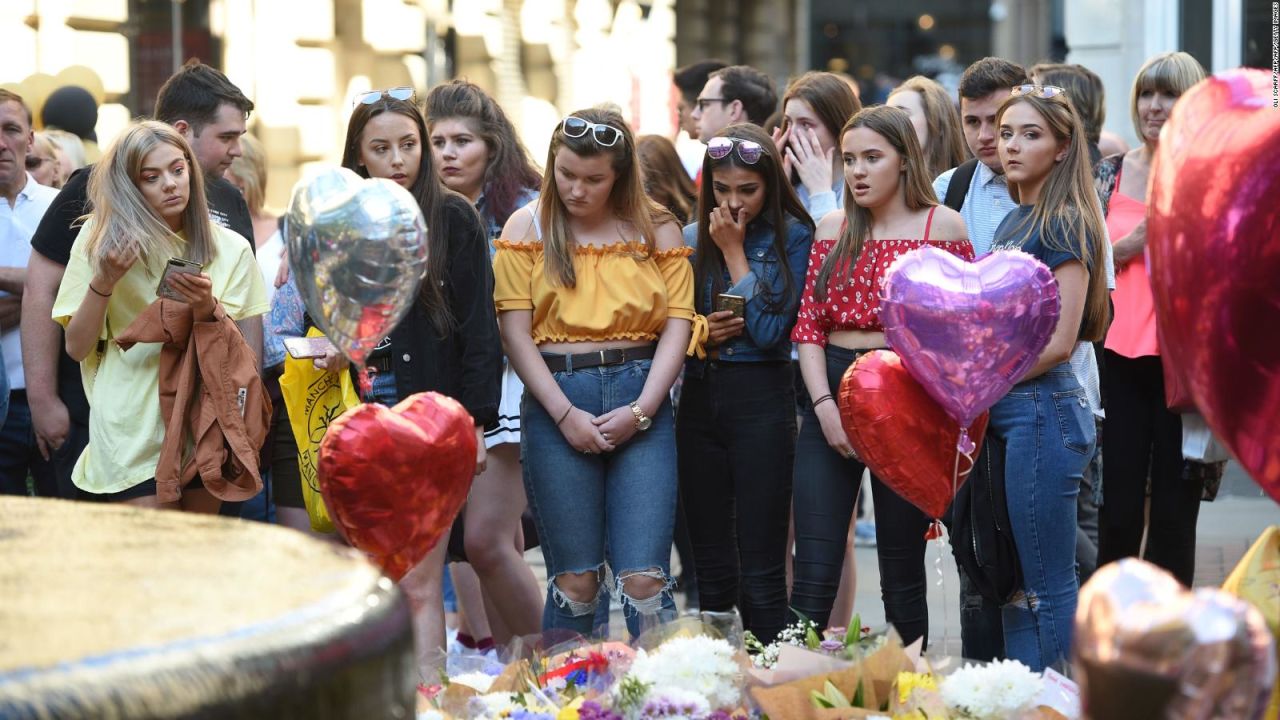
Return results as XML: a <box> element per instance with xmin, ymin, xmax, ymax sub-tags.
<box><xmin>690</xmin><ymin>65</ymin><xmax>778</xmax><ymax>143</ymax></box>
<box><xmin>0</xmin><ymin>89</ymin><xmax>61</xmax><ymax>495</ymax></box>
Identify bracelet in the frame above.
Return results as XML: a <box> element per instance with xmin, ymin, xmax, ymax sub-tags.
<box><xmin>812</xmin><ymin>394</ymin><xmax>834</xmax><ymax>408</ymax></box>
<box><xmin>88</xmin><ymin>284</ymin><xmax>112</xmax><ymax>298</ymax></box>
<box><xmin>555</xmin><ymin>404</ymin><xmax>574</xmax><ymax>427</ymax></box>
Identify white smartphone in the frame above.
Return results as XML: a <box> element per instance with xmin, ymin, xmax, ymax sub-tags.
<box><xmin>283</xmin><ymin>336</ymin><xmax>337</xmax><ymax>360</ymax></box>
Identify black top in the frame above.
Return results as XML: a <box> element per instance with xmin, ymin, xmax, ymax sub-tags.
<box><xmin>991</xmin><ymin>204</ymin><xmax>1097</xmax><ymax>339</ymax></box>
<box><xmin>382</xmin><ymin>193</ymin><xmax>503</xmax><ymax>428</ymax></box>
<box><xmin>29</xmin><ymin>166</ymin><xmax>256</xmax><ymax>423</ymax></box>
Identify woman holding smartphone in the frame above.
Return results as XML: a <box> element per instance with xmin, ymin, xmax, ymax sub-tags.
<box><xmin>54</xmin><ymin>121</ymin><xmax>268</xmax><ymax>510</ymax></box>
<box><xmin>425</xmin><ymin>79</ymin><xmax>545</xmax><ymax>643</ymax></box>
<box><xmin>494</xmin><ymin>107</ymin><xmax>694</xmax><ymax>637</ymax></box>
<box><xmin>790</xmin><ymin>106</ymin><xmax>972</xmax><ymax>643</ymax></box>
<box><xmin>988</xmin><ymin>84</ymin><xmax>1108</xmax><ymax>670</ymax></box>
<box><xmin>677</xmin><ymin>123</ymin><xmax>813</xmax><ymax>643</ymax></box>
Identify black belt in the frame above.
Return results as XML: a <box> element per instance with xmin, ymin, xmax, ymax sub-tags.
<box><xmin>367</xmin><ymin>355</ymin><xmax>394</xmax><ymax>373</ymax></box>
<box><xmin>541</xmin><ymin>345</ymin><xmax>657</xmax><ymax>373</ymax></box>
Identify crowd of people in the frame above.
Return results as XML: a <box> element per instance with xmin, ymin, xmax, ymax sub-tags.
<box><xmin>0</xmin><ymin>48</ymin><xmax>1223</xmax><ymax>679</ymax></box>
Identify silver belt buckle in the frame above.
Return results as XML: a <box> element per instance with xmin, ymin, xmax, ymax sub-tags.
<box><xmin>599</xmin><ymin>349</ymin><xmax>609</xmax><ymax>366</ymax></box>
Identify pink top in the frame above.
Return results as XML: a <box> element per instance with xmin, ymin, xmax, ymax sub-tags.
<box><xmin>1104</xmin><ymin>168</ymin><xmax>1159</xmax><ymax>358</ymax></box>
<box><xmin>791</xmin><ymin>207</ymin><xmax>975</xmax><ymax>345</ymax></box>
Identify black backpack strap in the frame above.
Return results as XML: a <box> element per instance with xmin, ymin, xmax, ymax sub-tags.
<box><xmin>943</xmin><ymin>158</ymin><xmax>980</xmax><ymax>212</ymax></box>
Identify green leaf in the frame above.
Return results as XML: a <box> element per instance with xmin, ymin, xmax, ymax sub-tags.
<box><xmin>805</xmin><ymin>625</ymin><xmax>821</xmax><ymax>649</ymax></box>
<box><xmin>810</xmin><ymin>689</ymin><xmax>835</xmax><ymax>708</ymax></box>
<box><xmin>823</xmin><ymin>680</ymin><xmax>851</xmax><ymax>707</ymax></box>
<box><xmin>852</xmin><ymin>677</ymin><xmax>865</xmax><ymax>707</ymax></box>
<box><xmin>845</xmin><ymin>613</ymin><xmax>861</xmax><ymax>645</ymax></box>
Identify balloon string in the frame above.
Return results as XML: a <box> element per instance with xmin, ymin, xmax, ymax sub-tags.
<box><xmin>935</xmin><ymin>531</ymin><xmax>949</xmax><ymax>658</ymax></box>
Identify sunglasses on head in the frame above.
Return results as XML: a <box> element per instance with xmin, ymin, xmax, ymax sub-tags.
<box><xmin>706</xmin><ymin>136</ymin><xmax>764</xmax><ymax>164</ymax></box>
<box><xmin>560</xmin><ymin>116</ymin><xmax>623</xmax><ymax>147</ymax></box>
<box><xmin>1011</xmin><ymin>84</ymin><xmax>1068</xmax><ymax>100</ymax></box>
<box><xmin>354</xmin><ymin>86</ymin><xmax>415</xmax><ymax>107</ymax></box>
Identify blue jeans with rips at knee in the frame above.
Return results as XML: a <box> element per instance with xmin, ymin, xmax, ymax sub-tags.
<box><xmin>989</xmin><ymin>364</ymin><xmax>1094</xmax><ymax>672</ymax></box>
<box><xmin>521</xmin><ymin>357</ymin><xmax>678</xmax><ymax>638</ymax></box>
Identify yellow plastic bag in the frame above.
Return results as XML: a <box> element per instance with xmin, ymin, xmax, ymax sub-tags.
<box><xmin>278</xmin><ymin>328</ymin><xmax>360</xmax><ymax>533</ymax></box>
<box><xmin>1222</xmin><ymin>525</ymin><xmax>1280</xmax><ymax>720</ymax></box>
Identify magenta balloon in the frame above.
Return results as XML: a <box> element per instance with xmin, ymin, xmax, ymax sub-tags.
<box><xmin>880</xmin><ymin>247</ymin><xmax>1061</xmax><ymax>428</ymax></box>
<box><xmin>1147</xmin><ymin>69</ymin><xmax>1280</xmax><ymax>504</ymax></box>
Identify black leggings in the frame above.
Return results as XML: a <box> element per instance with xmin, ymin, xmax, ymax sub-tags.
<box><xmin>790</xmin><ymin>346</ymin><xmax>932</xmax><ymax>645</ymax></box>
<box><xmin>677</xmin><ymin>361</ymin><xmax>795</xmax><ymax>643</ymax></box>
<box><xmin>1097</xmin><ymin>352</ymin><xmax>1200</xmax><ymax>585</ymax></box>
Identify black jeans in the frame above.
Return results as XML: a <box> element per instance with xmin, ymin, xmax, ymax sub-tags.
<box><xmin>1098</xmin><ymin>352</ymin><xmax>1200</xmax><ymax>585</ymax></box>
<box><xmin>677</xmin><ymin>360</ymin><xmax>795</xmax><ymax>643</ymax></box>
<box><xmin>791</xmin><ymin>346</ymin><xmax>931</xmax><ymax>645</ymax></box>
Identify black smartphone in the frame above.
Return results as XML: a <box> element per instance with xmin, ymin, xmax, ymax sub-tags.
<box><xmin>156</xmin><ymin>257</ymin><xmax>204</xmax><ymax>300</ymax></box>
<box><xmin>715</xmin><ymin>293</ymin><xmax>745</xmax><ymax>319</ymax></box>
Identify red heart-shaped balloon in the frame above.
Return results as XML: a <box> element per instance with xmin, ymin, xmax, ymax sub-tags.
<box><xmin>838</xmin><ymin>350</ymin><xmax>988</xmax><ymax>519</ymax></box>
<box><xmin>1147</xmin><ymin>69</ymin><xmax>1280</xmax><ymax>504</ymax></box>
<box><xmin>318</xmin><ymin>392</ymin><xmax>476</xmax><ymax>580</ymax></box>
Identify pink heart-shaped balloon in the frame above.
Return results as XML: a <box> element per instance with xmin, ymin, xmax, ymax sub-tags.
<box><xmin>881</xmin><ymin>247</ymin><xmax>1060</xmax><ymax>428</ymax></box>
<box><xmin>1148</xmin><ymin>68</ymin><xmax>1280</xmax><ymax>504</ymax></box>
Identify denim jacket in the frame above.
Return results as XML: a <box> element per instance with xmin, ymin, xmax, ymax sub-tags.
<box><xmin>682</xmin><ymin>215</ymin><xmax>813</xmax><ymax>377</ymax></box>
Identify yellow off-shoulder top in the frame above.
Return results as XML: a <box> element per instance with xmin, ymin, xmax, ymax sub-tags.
<box><xmin>493</xmin><ymin>236</ymin><xmax>696</xmax><ymax>348</ymax></box>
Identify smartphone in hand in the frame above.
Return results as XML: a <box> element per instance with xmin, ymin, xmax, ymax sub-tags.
<box><xmin>283</xmin><ymin>336</ymin><xmax>337</xmax><ymax>360</ymax></box>
<box><xmin>714</xmin><ymin>293</ymin><xmax>745</xmax><ymax>319</ymax></box>
<box><xmin>156</xmin><ymin>258</ymin><xmax>204</xmax><ymax>300</ymax></box>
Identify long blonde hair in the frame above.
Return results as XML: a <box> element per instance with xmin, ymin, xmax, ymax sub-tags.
<box><xmin>815</xmin><ymin>106</ymin><xmax>937</xmax><ymax>301</ymax></box>
<box><xmin>539</xmin><ymin>107</ymin><xmax>670</xmax><ymax>287</ymax></box>
<box><xmin>82</xmin><ymin>121</ymin><xmax>215</xmax><ymax>275</ymax></box>
<box><xmin>996</xmin><ymin>93</ymin><xmax>1109</xmax><ymax>341</ymax></box>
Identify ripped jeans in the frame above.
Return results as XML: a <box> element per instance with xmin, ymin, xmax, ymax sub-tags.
<box><xmin>989</xmin><ymin>365</ymin><xmax>1094</xmax><ymax>672</ymax></box>
<box><xmin>521</xmin><ymin>358</ymin><xmax>678</xmax><ymax>637</ymax></box>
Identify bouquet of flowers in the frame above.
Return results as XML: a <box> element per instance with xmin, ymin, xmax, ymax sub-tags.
<box><xmin>887</xmin><ymin>660</ymin><xmax>1076</xmax><ymax>720</ymax></box>
<box><xmin>745</xmin><ymin>612</ymin><xmax>885</xmax><ymax>671</ymax></box>
<box><xmin>613</xmin><ymin>634</ymin><xmax>747</xmax><ymax>719</ymax></box>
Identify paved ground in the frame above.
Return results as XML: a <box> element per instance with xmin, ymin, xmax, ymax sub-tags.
<box><xmin>524</xmin><ymin>461</ymin><xmax>1277</xmax><ymax>655</ymax></box>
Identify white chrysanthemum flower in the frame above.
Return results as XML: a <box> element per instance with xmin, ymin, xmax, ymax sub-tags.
<box><xmin>628</xmin><ymin>635</ymin><xmax>742</xmax><ymax>710</ymax></box>
<box><xmin>449</xmin><ymin>671</ymin><xmax>496</xmax><ymax>693</ymax></box>
<box><xmin>940</xmin><ymin>659</ymin><xmax>1044</xmax><ymax>720</ymax></box>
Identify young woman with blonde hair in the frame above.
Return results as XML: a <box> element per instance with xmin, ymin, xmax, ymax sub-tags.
<box><xmin>53</xmin><ymin>120</ymin><xmax>268</xmax><ymax>509</ymax></box>
<box><xmin>887</xmin><ymin>76</ymin><xmax>967</xmax><ymax>180</ymax></box>
<box><xmin>790</xmin><ymin>106</ymin><xmax>971</xmax><ymax>642</ymax></box>
<box><xmin>989</xmin><ymin>83</ymin><xmax>1110</xmax><ymax>670</ymax></box>
<box><xmin>494</xmin><ymin>107</ymin><xmax>695</xmax><ymax>637</ymax></box>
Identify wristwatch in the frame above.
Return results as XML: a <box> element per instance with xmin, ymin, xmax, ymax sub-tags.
<box><xmin>629</xmin><ymin>402</ymin><xmax>652</xmax><ymax>431</ymax></box>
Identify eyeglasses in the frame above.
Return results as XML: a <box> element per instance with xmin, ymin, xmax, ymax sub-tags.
<box><xmin>695</xmin><ymin>97</ymin><xmax>729</xmax><ymax>111</ymax></box>
<box><xmin>354</xmin><ymin>86</ymin><xmax>415</xmax><ymax>107</ymax></box>
<box><xmin>1011</xmin><ymin>84</ymin><xmax>1068</xmax><ymax>100</ymax></box>
<box><xmin>560</xmin><ymin>116</ymin><xmax>623</xmax><ymax>147</ymax></box>
<box><xmin>706</xmin><ymin>136</ymin><xmax>764</xmax><ymax>164</ymax></box>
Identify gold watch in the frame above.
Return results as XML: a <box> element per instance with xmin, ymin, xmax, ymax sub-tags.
<box><xmin>629</xmin><ymin>402</ymin><xmax>652</xmax><ymax>431</ymax></box>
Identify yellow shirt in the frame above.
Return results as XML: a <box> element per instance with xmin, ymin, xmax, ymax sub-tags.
<box><xmin>493</xmin><ymin>239</ymin><xmax>696</xmax><ymax>345</ymax></box>
<box><xmin>52</xmin><ymin>223</ymin><xmax>269</xmax><ymax>494</ymax></box>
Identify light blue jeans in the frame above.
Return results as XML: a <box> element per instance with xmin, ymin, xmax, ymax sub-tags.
<box><xmin>521</xmin><ymin>358</ymin><xmax>678</xmax><ymax>638</ymax></box>
<box><xmin>989</xmin><ymin>364</ymin><xmax>1095</xmax><ymax>672</ymax></box>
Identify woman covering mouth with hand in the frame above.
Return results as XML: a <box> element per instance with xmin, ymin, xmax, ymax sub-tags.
<box><xmin>676</xmin><ymin>123</ymin><xmax>814</xmax><ymax>643</ymax></box>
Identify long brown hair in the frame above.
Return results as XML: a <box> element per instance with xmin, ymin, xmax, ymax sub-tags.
<box><xmin>996</xmin><ymin>93</ymin><xmax>1109</xmax><ymax>342</ymax></box>
<box><xmin>637</xmin><ymin>134</ymin><xmax>696</xmax><ymax>224</ymax></box>
<box><xmin>341</xmin><ymin>95</ymin><xmax>451</xmax><ymax>332</ymax></box>
<box><xmin>781</xmin><ymin>72</ymin><xmax>862</xmax><ymax>144</ymax></box>
<box><xmin>814</xmin><ymin>106</ymin><xmax>936</xmax><ymax>301</ymax></box>
<box><xmin>538</xmin><ymin>107</ymin><xmax>670</xmax><ymax>287</ymax></box>
<box><xmin>82</xmin><ymin>121</ymin><xmax>215</xmax><ymax>276</ymax></box>
<box><xmin>889</xmin><ymin>76</ymin><xmax>967</xmax><ymax>179</ymax></box>
<box><xmin>693</xmin><ymin>123</ymin><xmax>813</xmax><ymax>313</ymax></box>
<box><xmin>424</xmin><ymin>80</ymin><xmax>542</xmax><ymax>228</ymax></box>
